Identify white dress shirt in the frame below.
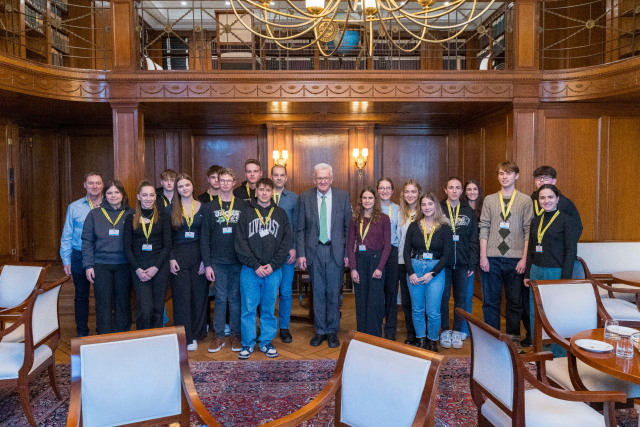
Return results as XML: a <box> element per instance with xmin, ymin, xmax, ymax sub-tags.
<box><xmin>317</xmin><ymin>187</ymin><xmax>333</xmax><ymax>242</ymax></box>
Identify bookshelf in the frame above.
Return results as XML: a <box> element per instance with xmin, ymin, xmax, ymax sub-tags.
<box><xmin>477</xmin><ymin>11</ymin><xmax>507</xmax><ymax>70</ymax></box>
<box><xmin>618</xmin><ymin>0</ymin><xmax>640</xmax><ymax>59</ymax></box>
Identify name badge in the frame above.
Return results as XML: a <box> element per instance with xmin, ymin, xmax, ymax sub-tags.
<box><xmin>358</xmin><ymin>245</ymin><xmax>367</xmax><ymax>252</ymax></box>
<box><xmin>423</xmin><ymin>252</ymin><xmax>433</xmax><ymax>260</ymax></box>
<box><xmin>223</xmin><ymin>227</ymin><xmax>232</xmax><ymax>234</ymax></box>
<box><xmin>499</xmin><ymin>221</ymin><xmax>510</xmax><ymax>229</ymax></box>
<box><xmin>185</xmin><ymin>232</ymin><xmax>195</xmax><ymax>239</ymax></box>
<box><xmin>536</xmin><ymin>245</ymin><xmax>543</xmax><ymax>253</ymax></box>
<box><xmin>142</xmin><ymin>244</ymin><xmax>152</xmax><ymax>251</ymax></box>
<box><xmin>453</xmin><ymin>235</ymin><xmax>460</xmax><ymax>242</ymax></box>
<box><xmin>109</xmin><ymin>229</ymin><xmax>119</xmax><ymax>236</ymax></box>
<box><xmin>259</xmin><ymin>229</ymin><xmax>270</xmax><ymax>238</ymax></box>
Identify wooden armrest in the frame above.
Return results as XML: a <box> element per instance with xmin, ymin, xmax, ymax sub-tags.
<box><xmin>596</xmin><ymin>281</ymin><xmax>640</xmax><ymax>294</ymax></box>
<box><xmin>523</xmin><ymin>368</ymin><xmax>627</xmax><ymax>403</ymax></box>
<box><xmin>519</xmin><ymin>351</ymin><xmax>553</xmax><ymax>363</ymax></box>
<box><xmin>43</xmin><ymin>275</ymin><xmax>71</xmax><ymax>292</ymax></box>
<box><xmin>260</xmin><ymin>370</ymin><xmax>343</xmax><ymax>427</ymax></box>
<box><xmin>0</xmin><ymin>310</ymin><xmax>27</xmax><ymax>339</ymax></box>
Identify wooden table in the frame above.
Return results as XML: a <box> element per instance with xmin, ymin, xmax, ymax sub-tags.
<box><xmin>570</xmin><ymin>329</ymin><xmax>640</xmax><ymax>384</ymax></box>
<box><xmin>612</xmin><ymin>271</ymin><xmax>640</xmax><ymax>287</ymax></box>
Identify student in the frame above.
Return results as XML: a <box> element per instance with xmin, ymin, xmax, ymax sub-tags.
<box><xmin>81</xmin><ymin>180</ymin><xmax>134</xmax><ymax>335</ymax></box>
<box><xmin>233</xmin><ymin>159</ymin><xmax>262</xmax><ymax>203</ymax></box>
<box><xmin>439</xmin><ymin>177</ymin><xmax>479</xmax><ymax>350</ymax></box>
<box><xmin>156</xmin><ymin>169</ymin><xmax>177</xmax><ymax>211</ymax></box>
<box><xmin>403</xmin><ymin>192</ymin><xmax>454</xmax><ymax>352</ymax></box>
<box><xmin>524</xmin><ymin>184</ymin><xmax>577</xmax><ymax>355</ymax></box>
<box><xmin>60</xmin><ymin>172</ymin><xmax>103</xmax><ymax>337</ymax></box>
<box><xmin>397</xmin><ymin>179</ymin><xmax>422</xmax><ymax>346</ymax></box>
<box><xmin>377</xmin><ymin>178</ymin><xmax>400</xmax><ymax>340</ymax></box>
<box><xmin>169</xmin><ymin>174</ymin><xmax>207</xmax><ymax>351</ymax></box>
<box><xmin>348</xmin><ymin>186</ymin><xmax>391</xmax><ymax>337</ymax></box>
<box><xmin>235</xmin><ymin>178</ymin><xmax>292</xmax><ymax>359</ymax></box>
<box><xmin>201</xmin><ymin>167</ymin><xmax>247</xmax><ymax>353</ymax></box>
<box><xmin>271</xmin><ymin>165</ymin><xmax>298</xmax><ymax>343</ymax></box>
<box><xmin>197</xmin><ymin>164</ymin><xmax>223</xmax><ymax>204</ymax></box>
<box><xmin>123</xmin><ymin>181</ymin><xmax>172</xmax><ymax>330</ymax></box>
<box><xmin>479</xmin><ymin>162</ymin><xmax>534</xmax><ymax>348</ymax></box>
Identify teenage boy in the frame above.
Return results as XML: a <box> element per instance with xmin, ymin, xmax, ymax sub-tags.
<box><xmin>201</xmin><ymin>168</ymin><xmax>247</xmax><ymax>353</ymax></box>
<box><xmin>60</xmin><ymin>172</ymin><xmax>103</xmax><ymax>337</ymax></box>
<box><xmin>233</xmin><ymin>159</ymin><xmax>262</xmax><ymax>203</ymax></box>
<box><xmin>271</xmin><ymin>165</ymin><xmax>298</xmax><ymax>343</ymax></box>
<box><xmin>235</xmin><ymin>178</ymin><xmax>292</xmax><ymax>359</ymax></box>
<box><xmin>156</xmin><ymin>169</ymin><xmax>177</xmax><ymax>211</ymax></box>
<box><xmin>197</xmin><ymin>164</ymin><xmax>223</xmax><ymax>204</ymax></box>
<box><xmin>440</xmin><ymin>177</ymin><xmax>479</xmax><ymax>350</ymax></box>
<box><xmin>479</xmin><ymin>162</ymin><xmax>534</xmax><ymax>348</ymax></box>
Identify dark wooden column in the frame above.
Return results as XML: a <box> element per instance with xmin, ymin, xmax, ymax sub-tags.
<box><xmin>111</xmin><ymin>0</ymin><xmax>137</xmax><ymax>72</ymax></box>
<box><xmin>514</xmin><ymin>0</ymin><xmax>539</xmax><ymax>70</ymax></box>
<box><xmin>511</xmin><ymin>100</ymin><xmax>539</xmax><ymax>195</ymax></box>
<box><xmin>112</xmin><ymin>102</ymin><xmax>145</xmax><ymax>200</ymax></box>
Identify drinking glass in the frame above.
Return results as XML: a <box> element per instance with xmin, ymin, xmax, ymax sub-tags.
<box><xmin>616</xmin><ymin>334</ymin><xmax>634</xmax><ymax>359</ymax></box>
<box><xmin>604</xmin><ymin>319</ymin><xmax>620</xmax><ymax>340</ymax></box>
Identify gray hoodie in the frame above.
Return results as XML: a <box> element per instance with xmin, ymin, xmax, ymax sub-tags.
<box><xmin>82</xmin><ymin>202</ymin><xmax>134</xmax><ymax>268</ymax></box>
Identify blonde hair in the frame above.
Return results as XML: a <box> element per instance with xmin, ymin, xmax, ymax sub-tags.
<box><xmin>399</xmin><ymin>180</ymin><xmax>422</xmax><ymax>226</ymax></box>
<box><xmin>414</xmin><ymin>192</ymin><xmax>450</xmax><ymax>232</ymax></box>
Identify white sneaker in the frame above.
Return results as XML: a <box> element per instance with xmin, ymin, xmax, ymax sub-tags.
<box><xmin>460</xmin><ymin>332</ymin><xmax>468</xmax><ymax>341</ymax></box>
<box><xmin>440</xmin><ymin>330</ymin><xmax>452</xmax><ymax>348</ymax></box>
<box><xmin>187</xmin><ymin>340</ymin><xmax>198</xmax><ymax>351</ymax></box>
<box><xmin>451</xmin><ymin>331</ymin><xmax>463</xmax><ymax>349</ymax></box>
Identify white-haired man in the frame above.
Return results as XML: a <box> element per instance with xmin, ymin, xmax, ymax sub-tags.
<box><xmin>297</xmin><ymin>163</ymin><xmax>351</xmax><ymax>348</ymax></box>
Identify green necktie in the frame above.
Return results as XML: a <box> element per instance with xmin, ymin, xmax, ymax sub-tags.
<box><xmin>319</xmin><ymin>195</ymin><xmax>328</xmax><ymax>244</ymax></box>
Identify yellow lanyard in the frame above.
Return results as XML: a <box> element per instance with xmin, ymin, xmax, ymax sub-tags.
<box><xmin>499</xmin><ymin>190</ymin><xmax>517</xmax><ymax>221</ymax></box>
<box><xmin>163</xmin><ymin>196</ymin><xmax>168</xmax><ymax>208</ymax></box>
<box><xmin>209</xmin><ymin>192</ymin><xmax>214</xmax><ymax>202</ymax></box>
<box><xmin>360</xmin><ymin>218</ymin><xmax>372</xmax><ymax>244</ymax></box>
<box><xmin>88</xmin><ymin>198</ymin><xmax>100</xmax><ymax>209</ymax></box>
<box><xmin>101</xmin><ymin>208</ymin><xmax>125</xmax><ymax>229</ymax></box>
<box><xmin>141</xmin><ymin>213</ymin><xmax>154</xmax><ymax>243</ymax></box>
<box><xmin>181</xmin><ymin>199</ymin><xmax>195</xmax><ymax>231</ymax></box>
<box><xmin>218</xmin><ymin>195</ymin><xmax>235</xmax><ymax>226</ymax></box>
<box><xmin>537</xmin><ymin>210</ymin><xmax>560</xmax><ymax>244</ymax></box>
<box><xmin>446</xmin><ymin>200</ymin><xmax>460</xmax><ymax>234</ymax></box>
<box><xmin>534</xmin><ymin>200</ymin><xmax>544</xmax><ymax>216</ymax></box>
<box><xmin>273</xmin><ymin>190</ymin><xmax>281</xmax><ymax>206</ymax></box>
<box><xmin>246</xmin><ymin>183</ymin><xmax>252</xmax><ymax>199</ymax></box>
<box><xmin>255</xmin><ymin>207</ymin><xmax>275</xmax><ymax>227</ymax></box>
<box><xmin>422</xmin><ymin>219</ymin><xmax>436</xmax><ymax>251</ymax></box>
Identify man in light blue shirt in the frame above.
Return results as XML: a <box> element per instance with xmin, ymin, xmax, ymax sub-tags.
<box><xmin>60</xmin><ymin>172</ymin><xmax>103</xmax><ymax>337</ymax></box>
<box><xmin>271</xmin><ymin>165</ymin><xmax>298</xmax><ymax>343</ymax></box>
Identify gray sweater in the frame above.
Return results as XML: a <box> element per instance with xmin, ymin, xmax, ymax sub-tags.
<box><xmin>479</xmin><ymin>190</ymin><xmax>534</xmax><ymax>259</ymax></box>
<box><xmin>82</xmin><ymin>203</ymin><xmax>134</xmax><ymax>268</ymax></box>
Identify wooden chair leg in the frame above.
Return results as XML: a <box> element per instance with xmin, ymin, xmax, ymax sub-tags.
<box><xmin>48</xmin><ymin>363</ymin><xmax>62</xmax><ymax>400</ymax></box>
<box><xmin>17</xmin><ymin>383</ymin><xmax>37</xmax><ymax>427</ymax></box>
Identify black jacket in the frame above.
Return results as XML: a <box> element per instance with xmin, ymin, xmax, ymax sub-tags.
<box><xmin>123</xmin><ymin>209</ymin><xmax>172</xmax><ymax>271</ymax></box>
<box><xmin>233</xmin><ymin>181</ymin><xmax>255</xmax><ymax>203</ymax></box>
<box><xmin>525</xmin><ymin>210</ymin><xmax>577</xmax><ymax>279</ymax></box>
<box><xmin>403</xmin><ymin>222</ymin><xmax>454</xmax><ymax>277</ymax></box>
<box><xmin>440</xmin><ymin>200</ymin><xmax>479</xmax><ymax>269</ymax></box>
<box><xmin>531</xmin><ymin>189</ymin><xmax>582</xmax><ymax>242</ymax></box>
<box><xmin>235</xmin><ymin>200</ymin><xmax>292</xmax><ymax>272</ymax></box>
<box><xmin>155</xmin><ymin>187</ymin><xmax>172</xmax><ymax>212</ymax></box>
<box><xmin>81</xmin><ymin>202</ymin><xmax>134</xmax><ymax>268</ymax></box>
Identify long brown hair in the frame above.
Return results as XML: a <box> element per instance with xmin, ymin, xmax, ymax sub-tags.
<box><xmin>353</xmin><ymin>186</ymin><xmax>382</xmax><ymax>223</ymax></box>
<box><xmin>171</xmin><ymin>173</ymin><xmax>196</xmax><ymax>230</ymax></box>
<box><xmin>399</xmin><ymin>179</ymin><xmax>422</xmax><ymax>226</ymax></box>
<box><xmin>414</xmin><ymin>192</ymin><xmax>450</xmax><ymax>232</ymax></box>
<box><xmin>461</xmin><ymin>179</ymin><xmax>484</xmax><ymax>218</ymax></box>
<box><xmin>133</xmin><ymin>181</ymin><xmax>159</xmax><ymax>230</ymax></box>
<box><xmin>102</xmin><ymin>180</ymin><xmax>129</xmax><ymax>209</ymax></box>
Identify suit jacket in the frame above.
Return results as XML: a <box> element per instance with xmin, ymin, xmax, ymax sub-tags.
<box><xmin>296</xmin><ymin>187</ymin><xmax>352</xmax><ymax>266</ymax></box>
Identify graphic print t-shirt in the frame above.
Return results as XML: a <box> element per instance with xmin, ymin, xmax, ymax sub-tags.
<box><xmin>208</xmin><ymin>197</ymin><xmax>247</xmax><ymax>264</ymax></box>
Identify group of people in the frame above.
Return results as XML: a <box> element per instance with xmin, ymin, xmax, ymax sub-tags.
<box><xmin>60</xmin><ymin>157</ymin><xmax>581</xmax><ymax>357</ymax></box>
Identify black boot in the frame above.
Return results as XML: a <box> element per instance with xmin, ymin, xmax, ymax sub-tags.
<box><xmin>426</xmin><ymin>339</ymin><xmax>439</xmax><ymax>353</ymax></box>
<box><xmin>405</xmin><ymin>335</ymin><xmax>417</xmax><ymax>346</ymax></box>
<box><xmin>417</xmin><ymin>337</ymin><xmax>427</xmax><ymax>349</ymax></box>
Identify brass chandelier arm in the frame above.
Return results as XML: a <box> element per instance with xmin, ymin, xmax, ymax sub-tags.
<box><xmin>236</xmin><ymin>0</ymin><xmax>340</xmax><ymax>20</ymax></box>
<box><xmin>376</xmin><ymin>16</ymin><xmax>426</xmax><ymax>53</ymax></box>
<box><xmin>230</xmin><ymin>1</ymin><xmax>324</xmax><ymax>31</ymax></box>
<box><xmin>389</xmin><ymin>8</ymin><xmax>471</xmax><ymax>43</ymax></box>
<box><xmin>395</xmin><ymin>0</ymin><xmax>495</xmax><ymax>31</ymax></box>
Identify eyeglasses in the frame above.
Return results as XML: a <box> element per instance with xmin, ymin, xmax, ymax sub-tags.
<box><xmin>314</xmin><ymin>177</ymin><xmax>332</xmax><ymax>182</ymax></box>
<box><xmin>378</xmin><ymin>187</ymin><xmax>392</xmax><ymax>191</ymax></box>
<box><xmin>219</xmin><ymin>179</ymin><xmax>234</xmax><ymax>184</ymax></box>
<box><xmin>534</xmin><ymin>176</ymin><xmax>553</xmax><ymax>182</ymax></box>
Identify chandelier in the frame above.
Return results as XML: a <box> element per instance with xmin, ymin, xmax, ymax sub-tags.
<box><xmin>228</xmin><ymin>0</ymin><xmax>497</xmax><ymax>57</ymax></box>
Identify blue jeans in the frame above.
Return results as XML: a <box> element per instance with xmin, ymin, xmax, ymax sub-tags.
<box><xmin>278</xmin><ymin>257</ymin><xmax>295</xmax><ymax>329</ymax></box>
<box><xmin>482</xmin><ymin>257</ymin><xmax>524</xmax><ymax>337</ymax></box>
<box><xmin>241</xmin><ymin>265</ymin><xmax>282</xmax><ymax>348</ymax></box>
<box><xmin>461</xmin><ymin>272</ymin><xmax>475</xmax><ymax>336</ymax></box>
<box><xmin>527</xmin><ymin>264</ymin><xmax>566</xmax><ymax>357</ymax></box>
<box><xmin>407</xmin><ymin>259</ymin><xmax>446</xmax><ymax>341</ymax></box>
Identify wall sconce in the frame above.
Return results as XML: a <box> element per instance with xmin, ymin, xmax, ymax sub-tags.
<box><xmin>353</xmin><ymin>148</ymin><xmax>368</xmax><ymax>178</ymax></box>
<box><xmin>273</xmin><ymin>150</ymin><xmax>288</xmax><ymax>168</ymax></box>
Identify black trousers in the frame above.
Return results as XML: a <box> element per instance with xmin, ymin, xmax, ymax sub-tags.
<box><xmin>354</xmin><ymin>250</ymin><xmax>385</xmax><ymax>337</ymax></box>
<box><xmin>399</xmin><ymin>263</ymin><xmax>416</xmax><ymax>339</ymax></box>
<box><xmin>382</xmin><ymin>246</ymin><xmax>399</xmax><ymax>338</ymax></box>
<box><xmin>441</xmin><ymin>266</ymin><xmax>469</xmax><ymax>332</ymax></box>
<box><xmin>170</xmin><ymin>242</ymin><xmax>208</xmax><ymax>343</ymax></box>
<box><xmin>70</xmin><ymin>250</ymin><xmax>91</xmax><ymax>337</ymax></box>
<box><xmin>93</xmin><ymin>263</ymin><xmax>132</xmax><ymax>335</ymax></box>
<box><xmin>132</xmin><ymin>263</ymin><xmax>170</xmax><ymax>330</ymax></box>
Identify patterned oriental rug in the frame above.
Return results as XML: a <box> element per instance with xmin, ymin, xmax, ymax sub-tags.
<box><xmin>0</xmin><ymin>358</ymin><xmax>637</xmax><ymax>427</ymax></box>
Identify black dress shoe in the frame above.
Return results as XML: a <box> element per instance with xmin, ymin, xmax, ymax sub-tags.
<box><xmin>385</xmin><ymin>335</ymin><xmax>396</xmax><ymax>341</ymax></box>
<box><xmin>327</xmin><ymin>333</ymin><xmax>340</xmax><ymax>348</ymax></box>
<box><xmin>426</xmin><ymin>339</ymin><xmax>439</xmax><ymax>353</ymax></box>
<box><xmin>520</xmin><ymin>337</ymin><xmax>532</xmax><ymax>347</ymax></box>
<box><xmin>310</xmin><ymin>334</ymin><xmax>327</xmax><ymax>347</ymax></box>
<box><xmin>405</xmin><ymin>336</ymin><xmax>417</xmax><ymax>346</ymax></box>
<box><xmin>417</xmin><ymin>337</ymin><xmax>427</xmax><ymax>349</ymax></box>
<box><xmin>279</xmin><ymin>328</ymin><xmax>293</xmax><ymax>343</ymax></box>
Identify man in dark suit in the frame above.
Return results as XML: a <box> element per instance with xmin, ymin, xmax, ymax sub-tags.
<box><xmin>297</xmin><ymin>163</ymin><xmax>352</xmax><ymax>348</ymax></box>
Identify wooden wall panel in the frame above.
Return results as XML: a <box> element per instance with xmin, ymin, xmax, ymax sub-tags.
<box><xmin>462</xmin><ymin>128</ymin><xmax>483</xmax><ymax>186</ymax></box>
<box><xmin>483</xmin><ymin>120</ymin><xmax>509</xmax><ymax>195</ymax></box>
<box><xmin>0</xmin><ymin>120</ymin><xmax>20</xmax><ymax>261</ymax></box>
<box><xmin>68</xmin><ymin>134</ymin><xmax>114</xmax><ymax>202</ymax></box>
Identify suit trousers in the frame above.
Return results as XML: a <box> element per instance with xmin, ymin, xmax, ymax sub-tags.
<box><xmin>132</xmin><ymin>263</ymin><xmax>170</xmax><ymax>330</ymax></box>
<box><xmin>93</xmin><ymin>263</ymin><xmax>132</xmax><ymax>335</ymax></box>
<box><xmin>70</xmin><ymin>250</ymin><xmax>91</xmax><ymax>337</ymax></box>
<box><xmin>309</xmin><ymin>243</ymin><xmax>344</xmax><ymax>335</ymax></box>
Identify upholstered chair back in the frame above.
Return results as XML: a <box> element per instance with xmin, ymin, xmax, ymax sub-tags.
<box><xmin>79</xmin><ymin>334</ymin><xmax>183</xmax><ymax>427</ymax></box>
<box><xmin>0</xmin><ymin>265</ymin><xmax>43</xmax><ymax>308</ymax></box>
<box><xmin>469</xmin><ymin>321</ymin><xmax>515</xmax><ymax>411</ymax></box>
<box><xmin>340</xmin><ymin>339</ymin><xmax>433</xmax><ymax>427</ymax></box>
<box><xmin>536</xmin><ymin>282</ymin><xmax>598</xmax><ymax>339</ymax></box>
<box><xmin>31</xmin><ymin>284</ymin><xmax>61</xmax><ymax>346</ymax></box>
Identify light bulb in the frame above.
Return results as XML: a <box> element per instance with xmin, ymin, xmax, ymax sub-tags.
<box><xmin>353</xmin><ymin>148</ymin><xmax>360</xmax><ymax>158</ymax></box>
<box><xmin>273</xmin><ymin>151</ymin><xmax>280</xmax><ymax>160</ymax></box>
<box><xmin>362</xmin><ymin>148</ymin><xmax>368</xmax><ymax>157</ymax></box>
<box><xmin>282</xmin><ymin>150</ymin><xmax>289</xmax><ymax>160</ymax></box>
<box><xmin>306</xmin><ymin>0</ymin><xmax>324</xmax><ymax>14</ymax></box>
